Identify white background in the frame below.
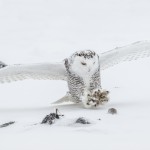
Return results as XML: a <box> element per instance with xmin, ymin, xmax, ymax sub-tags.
<box><xmin>0</xmin><ymin>0</ymin><xmax>150</xmax><ymax>150</ymax></box>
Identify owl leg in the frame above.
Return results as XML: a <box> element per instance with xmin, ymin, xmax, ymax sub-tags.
<box><xmin>81</xmin><ymin>90</ymin><xmax>98</xmax><ymax>108</ymax></box>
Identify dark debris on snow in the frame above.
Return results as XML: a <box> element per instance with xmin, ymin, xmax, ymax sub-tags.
<box><xmin>75</xmin><ymin>117</ymin><xmax>91</xmax><ymax>124</ymax></box>
<box><xmin>41</xmin><ymin>108</ymin><xmax>64</xmax><ymax>125</ymax></box>
<box><xmin>0</xmin><ymin>121</ymin><xmax>15</xmax><ymax>128</ymax></box>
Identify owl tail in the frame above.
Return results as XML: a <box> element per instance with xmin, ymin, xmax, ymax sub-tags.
<box><xmin>51</xmin><ymin>93</ymin><xmax>74</xmax><ymax>104</ymax></box>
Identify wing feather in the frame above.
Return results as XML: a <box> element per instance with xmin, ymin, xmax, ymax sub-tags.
<box><xmin>0</xmin><ymin>62</ymin><xmax>67</xmax><ymax>83</ymax></box>
<box><xmin>100</xmin><ymin>41</ymin><xmax>150</xmax><ymax>70</ymax></box>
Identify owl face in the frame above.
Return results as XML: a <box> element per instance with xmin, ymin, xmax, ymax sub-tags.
<box><xmin>70</xmin><ymin>50</ymin><xmax>100</xmax><ymax>76</ymax></box>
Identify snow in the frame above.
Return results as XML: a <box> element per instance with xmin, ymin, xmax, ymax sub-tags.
<box><xmin>0</xmin><ymin>0</ymin><xmax>150</xmax><ymax>150</ymax></box>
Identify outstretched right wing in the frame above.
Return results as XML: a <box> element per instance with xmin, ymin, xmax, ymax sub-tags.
<box><xmin>0</xmin><ymin>62</ymin><xmax>67</xmax><ymax>83</ymax></box>
<box><xmin>100</xmin><ymin>41</ymin><xmax>150</xmax><ymax>70</ymax></box>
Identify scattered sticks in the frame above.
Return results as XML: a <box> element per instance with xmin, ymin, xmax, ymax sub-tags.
<box><xmin>41</xmin><ymin>108</ymin><xmax>64</xmax><ymax>125</ymax></box>
<box><xmin>75</xmin><ymin>117</ymin><xmax>90</xmax><ymax>124</ymax></box>
<box><xmin>0</xmin><ymin>121</ymin><xmax>15</xmax><ymax>128</ymax></box>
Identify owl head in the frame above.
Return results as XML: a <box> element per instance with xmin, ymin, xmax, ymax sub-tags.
<box><xmin>65</xmin><ymin>50</ymin><xmax>100</xmax><ymax>76</ymax></box>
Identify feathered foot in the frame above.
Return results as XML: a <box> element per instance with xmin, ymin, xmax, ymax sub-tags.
<box><xmin>82</xmin><ymin>89</ymin><xmax>109</xmax><ymax>108</ymax></box>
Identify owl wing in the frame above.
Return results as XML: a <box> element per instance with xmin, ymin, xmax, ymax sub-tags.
<box><xmin>100</xmin><ymin>41</ymin><xmax>150</xmax><ymax>70</ymax></box>
<box><xmin>0</xmin><ymin>62</ymin><xmax>67</xmax><ymax>83</ymax></box>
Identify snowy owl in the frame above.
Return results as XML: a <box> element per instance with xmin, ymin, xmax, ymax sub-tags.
<box><xmin>0</xmin><ymin>41</ymin><xmax>150</xmax><ymax>108</ymax></box>
<box><xmin>64</xmin><ymin>50</ymin><xmax>108</xmax><ymax>108</ymax></box>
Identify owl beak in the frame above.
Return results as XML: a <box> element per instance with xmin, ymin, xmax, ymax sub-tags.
<box><xmin>88</xmin><ymin>68</ymin><xmax>91</xmax><ymax>72</ymax></box>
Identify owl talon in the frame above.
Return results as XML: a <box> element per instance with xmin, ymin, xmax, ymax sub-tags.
<box><xmin>86</xmin><ymin>89</ymin><xmax>109</xmax><ymax>108</ymax></box>
<box><xmin>92</xmin><ymin>89</ymin><xmax>109</xmax><ymax>105</ymax></box>
<box><xmin>82</xmin><ymin>89</ymin><xmax>109</xmax><ymax>108</ymax></box>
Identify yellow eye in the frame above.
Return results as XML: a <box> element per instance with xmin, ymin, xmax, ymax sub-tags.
<box><xmin>81</xmin><ymin>62</ymin><xmax>87</xmax><ymax>65</ymax></box>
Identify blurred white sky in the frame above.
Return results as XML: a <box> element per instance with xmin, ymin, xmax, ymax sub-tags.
<box><xmin>0</xmin><ymin>0</ymin><xmax>150</xmax><ymax>63</ymax></box>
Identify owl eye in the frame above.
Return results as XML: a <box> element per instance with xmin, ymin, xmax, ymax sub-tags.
<box><xmin>81</xmin><ymin>62</ymin><xmax>87</xmax><ymax>65</ymax></box>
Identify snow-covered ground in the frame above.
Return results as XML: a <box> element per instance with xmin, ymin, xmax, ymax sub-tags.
<box><xmin>0</xmin><ymin>0</ymin><xmax>150</xmax><ymax>150</ymax></box>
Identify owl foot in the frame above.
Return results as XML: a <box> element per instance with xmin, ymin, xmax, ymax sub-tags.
<box><xmin>92</xmin><ymin>89</ymin><xmax>109</xmax><ymax>105</ymax></box>
<box><xmin>82</xmin><ymin>89</ymin><xmax>109</xmax><ymax>108</ymax></box>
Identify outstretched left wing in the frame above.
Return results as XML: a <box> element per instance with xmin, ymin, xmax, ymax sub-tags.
<box><xmin>0</xmin><ymin>62</ymin><xmax>67</xmax><ymax>83</ymax></box>
<box><xmin>100</xmin><ymin>41</ymin><xmax>150</xmax><ymax>70</ymax></box>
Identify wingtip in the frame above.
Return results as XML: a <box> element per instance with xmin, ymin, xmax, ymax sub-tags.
<box><xmin>0</xmin><ymin>61</ymin><xmax>7</xmax><ymax>69</ymax></box>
